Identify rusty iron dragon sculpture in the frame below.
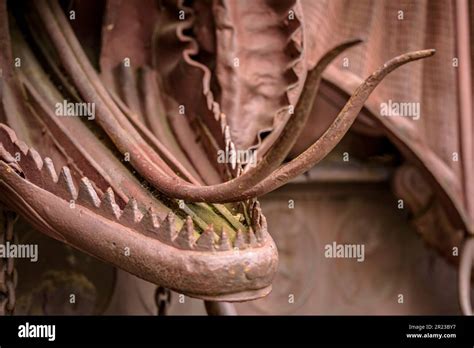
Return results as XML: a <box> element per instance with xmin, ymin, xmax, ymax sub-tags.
<box><xmin>0</xmin><ymin>0</ymin><xmax>440</xmax><ymax>314</ymax></box>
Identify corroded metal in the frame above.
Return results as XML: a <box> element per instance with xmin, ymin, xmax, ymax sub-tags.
<box><xmin>0</xmin><ymin>0</ymin><xmax>440</xmax><ymax>308</ymax></box>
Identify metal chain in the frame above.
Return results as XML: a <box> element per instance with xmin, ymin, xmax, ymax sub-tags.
<box><xmin>154</xmin><ymin>286</ymin><xmax>171</xmax><ymax>316</ymax></box>
<box><xmin>0</xmin><ymin>210</ymin><xmax>18</xmax><ymax>315</ymax></box>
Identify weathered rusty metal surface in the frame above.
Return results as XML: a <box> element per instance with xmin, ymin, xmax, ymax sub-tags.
<box><xmin>0</xmin><ymin>124</ymin><xmax>278</xmax><ymax>301</ymax></box>
<box><xmin>0</xmin><ymin>0</ymin><xmax>471</xmax><ymax>315</ymax></box>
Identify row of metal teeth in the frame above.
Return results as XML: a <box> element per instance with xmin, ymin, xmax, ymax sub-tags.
<box><xmin>0</xmin><ymin>125</ymin><xmax>268</xmax><ymax>252</ymax></box>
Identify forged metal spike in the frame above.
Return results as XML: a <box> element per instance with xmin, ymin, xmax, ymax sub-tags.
<box><xmin>250</xmin><ymin>200</ymin><xmax>256</xmax><ymax>220</ymax></box>
<box><xmin>101</xmin><ymin>188</ymin><xmax>121</xmax><ymax>219</ymax></box>
<box><xmin>121</xmin><ymin>198</ymin><xmax>143</xmax><ymax>224</ymax></box>
<box><xmin>13</xmin><ymin>140</ymin><xmax>28</xmax><ymax>156</ymax></box>
<box><xmin>0</xmin><ymin>143</ymin><xmax>16</xmax><ymax>163</ymax></box>
<box><xmin>230</xmin><ymin>142</ymin><xmax>237</xmax><ymax>170</ymax></box>
<box><xmin>157</xmin><ymin>212</ymin><xmax>177</xmax><ymax>243</ymax></box>
<box><xmin>219</xmin><ymin>229</ymin><xmax>232</xmax><ymax>251</ymax></box>
<box><xmin>224</xmin><ymin>125</ymin><xmax>231</xmax><ymax>143</ymax></box>
<box><xmin>196</xmin><ymin>225</ymin><xmax>217</xmax><ymax>251</ymax></box>
<box><xmin>260</xmin><ymin>212</ymin><xmax>268</xmax><ymax>231</ymax></box>
<box><xmin>77</xmin><ymin>177</ymin><xmax>101</xmax><ymax>208</ymax></box>
<box><xmin>0</xmin><ymin>124</ymin><xmax>18</xmax><ymax>146</ymax></box>
<box><xmin>255</xmin><ymin>214</ymin><xmax>268</xmax><ymax>243</ymax></box>
<box><xmin>41</xmin><ymin>157</ymin><xmax>58</xmax><ymax>192</ymax></box>
<box><xmin>220</xmin><ymin>114</ymin><xmax>227</xmax><ymax>132</ymax></box>
<box><xmin>255</xmin><ymin>226</ymin><xmax>265</xmax><ymax>243</ymax></box>
<box><xmin>234</xmin><ymin>229</ymin><xmax>247</xmax><ymax>250</ymax></box>
<box><xmin>251</xmin><ymin>200</ymin><xmax>262</xmax><ymax>226</ymax></box>
<box><xmin>251</xmin><ymin>200</ymin><xmax>266</xmax><ymax>242</ymax></box>
<box><xmin>57</xmin><ymin>166</ymin><xmax>78</xmax><ymax>200</ymax></box>
<box><xmin>174</xmin><ymin>216</ymin><xmax>196</xmax><ymax>250</ymax></box>
<box><xmin>248</xmin><ymin>227</ymin><xmax>258</xmax><ymax>247</ymax></box>
<box><xmin>0</xmin><ymin>126</ymin><xmax>20</xmax><ymax>158</ymax></box>
<box><xmin>43</xmin><ymin>158</ymin><xmax>58</xmax><ymax>183</ymax></box>
<box><xmin>141</xmin><ymin>207</ymin><xmax>160</xmax><ymax>234</ymax></box>
<box><xmin>23</xmin><ymin>148</ymin><xmax>43</xmax><ymax>171</ymax></box>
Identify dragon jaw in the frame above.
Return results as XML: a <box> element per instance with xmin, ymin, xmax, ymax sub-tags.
<box><xmin>0</xmin><ymin>124</ymin><xmax>278</xmax><ymax>302</ymax></box>
<box><xmin>0</xmin><ymin>0</ymin><xmax>436</xmax><ymax>307</ymax></box>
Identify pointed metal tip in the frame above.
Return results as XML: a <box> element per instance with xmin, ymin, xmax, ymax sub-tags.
<box><xmin>0</xmin><ymin>124</ymin><xmax>18</xmax><ymax>144</ymax></box>
<box><xmin>101</xmin><ymin>188</ymin><xmax>121</xmax><ymax>219</ymax></box>
<box><xmin>156</xmin><ymin>212</ymin><xmax>177</xmax><ymax>243</ymax></box>
<box><xmin>0</xmin><ymin>143</ymin><xmax>15</xmax><ymax>163</ymax></box>
<box><xmin>219</xmin><ymin>229</ymin><xmax>232</xmax><ymax>251</ymax></box>
<box><xmin>43</xmin><ymin>157</ymin><xmax>58</xmax><ymax>183</ymax></box>
<box><xmin>13</xmin><ymin>140</ymin><xmax>28</xmax><ymax>156</ymax></box>
<box><xmin>234</xmin><ymin>229</ymin><xmax>247</xmax><ymax>250</ymax></box>
<box><xmin>248</xmin><ymin>227</ymin><xmax>258</xmax><ymax>247</ymax></box>
<box><xmin>121</xmin><ymin>197</ymin><xmax>143</xmax><ymax>224</ymax></box>
<box><xmin>196</xmin><ymin>224</ymin><xmax>218</xmax><ymax>251</ymax></box>
<box><xmin>58</xmin><ymin>166</ymin><xmax>78</xmax><ymax>200</ymax></box>
<box><xmin>25</xmin><ymin>148</ymin><xmax>43</xmax><ymax>170</ymax></box>
<box><xmin>78</xmin><ymin>177</ymin><xmax>101</xmax><ymax>208</ymax></box>
<box><xmin>174</xmin><ymin>216</ymin><xmax>196</xmax><ymax>250</ymax></box>
<box><xmin>141</xmin><ymin>207</ymin><xmax>160</xmax><ymax>235</ymax></box>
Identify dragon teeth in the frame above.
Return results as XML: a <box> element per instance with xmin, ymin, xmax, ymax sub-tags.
<box><xmin>101</xmin><ymin>188</ymin><xmax>121</xmax><ymax>219</ymax></box>
<box><xmin>251</xmin><ymin>200</ymin><xmax>261</xmax><ymax>222</ymax></box>
<box><xmin>141</xmin><ymin>207</ymin><xmax>160</xmax><ymax>234</ymax></box>
<box><xmin>247</xmin><ymin>200</ymin><xmax>269</xmax><ymax>243</ymax></box>
<box><xmin>0</xmin><ymin>124</ymin><xmax>18</xmax><ymax>147</ymax></box>
<box><xmin>57</xmin><ymin>166</ymin><xmax>78</xmax><ymax>200</ymax></box>
<box><xmin>230</xmin><ymin>142</ymin><xmax>237</xmax><ymax>170</ymax></box>
<box><xmin>218</xmin><ymin>229</ymin><xmax>232</xmax><ymax>251</ymax></box>
<box><xmin>0</xmin><ymin>143</ymin><xmax>16</xmax><ymax>163</ymax></box>
<box><xmin>196</xmin><ymin>225</ymin><xmax>217</xmax><ymax>251</ymax></box>
<box><xmin>174</xmin><ymin>216</ymin><xmax>196</xmax><ymax>250</ymax></box>
<box><xmin>255</xmin><ymin>218</ymin><xmax>267</xmax><ymax>243</ymax></box>
<box><xmin>248</xmin><ymin>227</ymin><xmax>258</xmax><ymax>247</ymax></box>
<box><xmin>13</xmin><ymin>140</ymin><xmax>28</xmax><ymax>156</ymax></box>
<box><xmin>18</xmin><ymin>148</ymin><xmax>44</xmax><ymax>187</ymax></box>
<box><xmin>157</xmin><ymin>212</ymin><xmax>177</xmax><ymax>243</ymax></box>
<box><xmin>42</xmin><ymin>157</ymin><xmax>58</xmax><ymax>192</ymax></box>
<box><xmin>24</xmin><ymin>147</ymin><xmax>43</xmax><ymax>171</ymax></box>
<box><xmin>43</xmin><ymin>158</ymin><xmax>58</xmax><ymax>183</ymax></box>
<box><xmin>120</xmin><ymin>198</ymin><xmax>143</xmax><ymax>225</ymax></box>
<box><xmin>224</xmin><ymin>125</ymin><xmax>231</xmax><ymax>143</ymax></box>
<box><xmin>234</xmin><ymin>229</ymin><xmax>247</xmax><ymax>250</ymax></box>
<box><xmin>0</xmin><ymin>126</ymin><xmax>23</xmax><ymax>157</ymax></box>
<box><xmin>77</xmin><ymin>177</ymin><xmax>101</xmax><ymax>208</ymax></box>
